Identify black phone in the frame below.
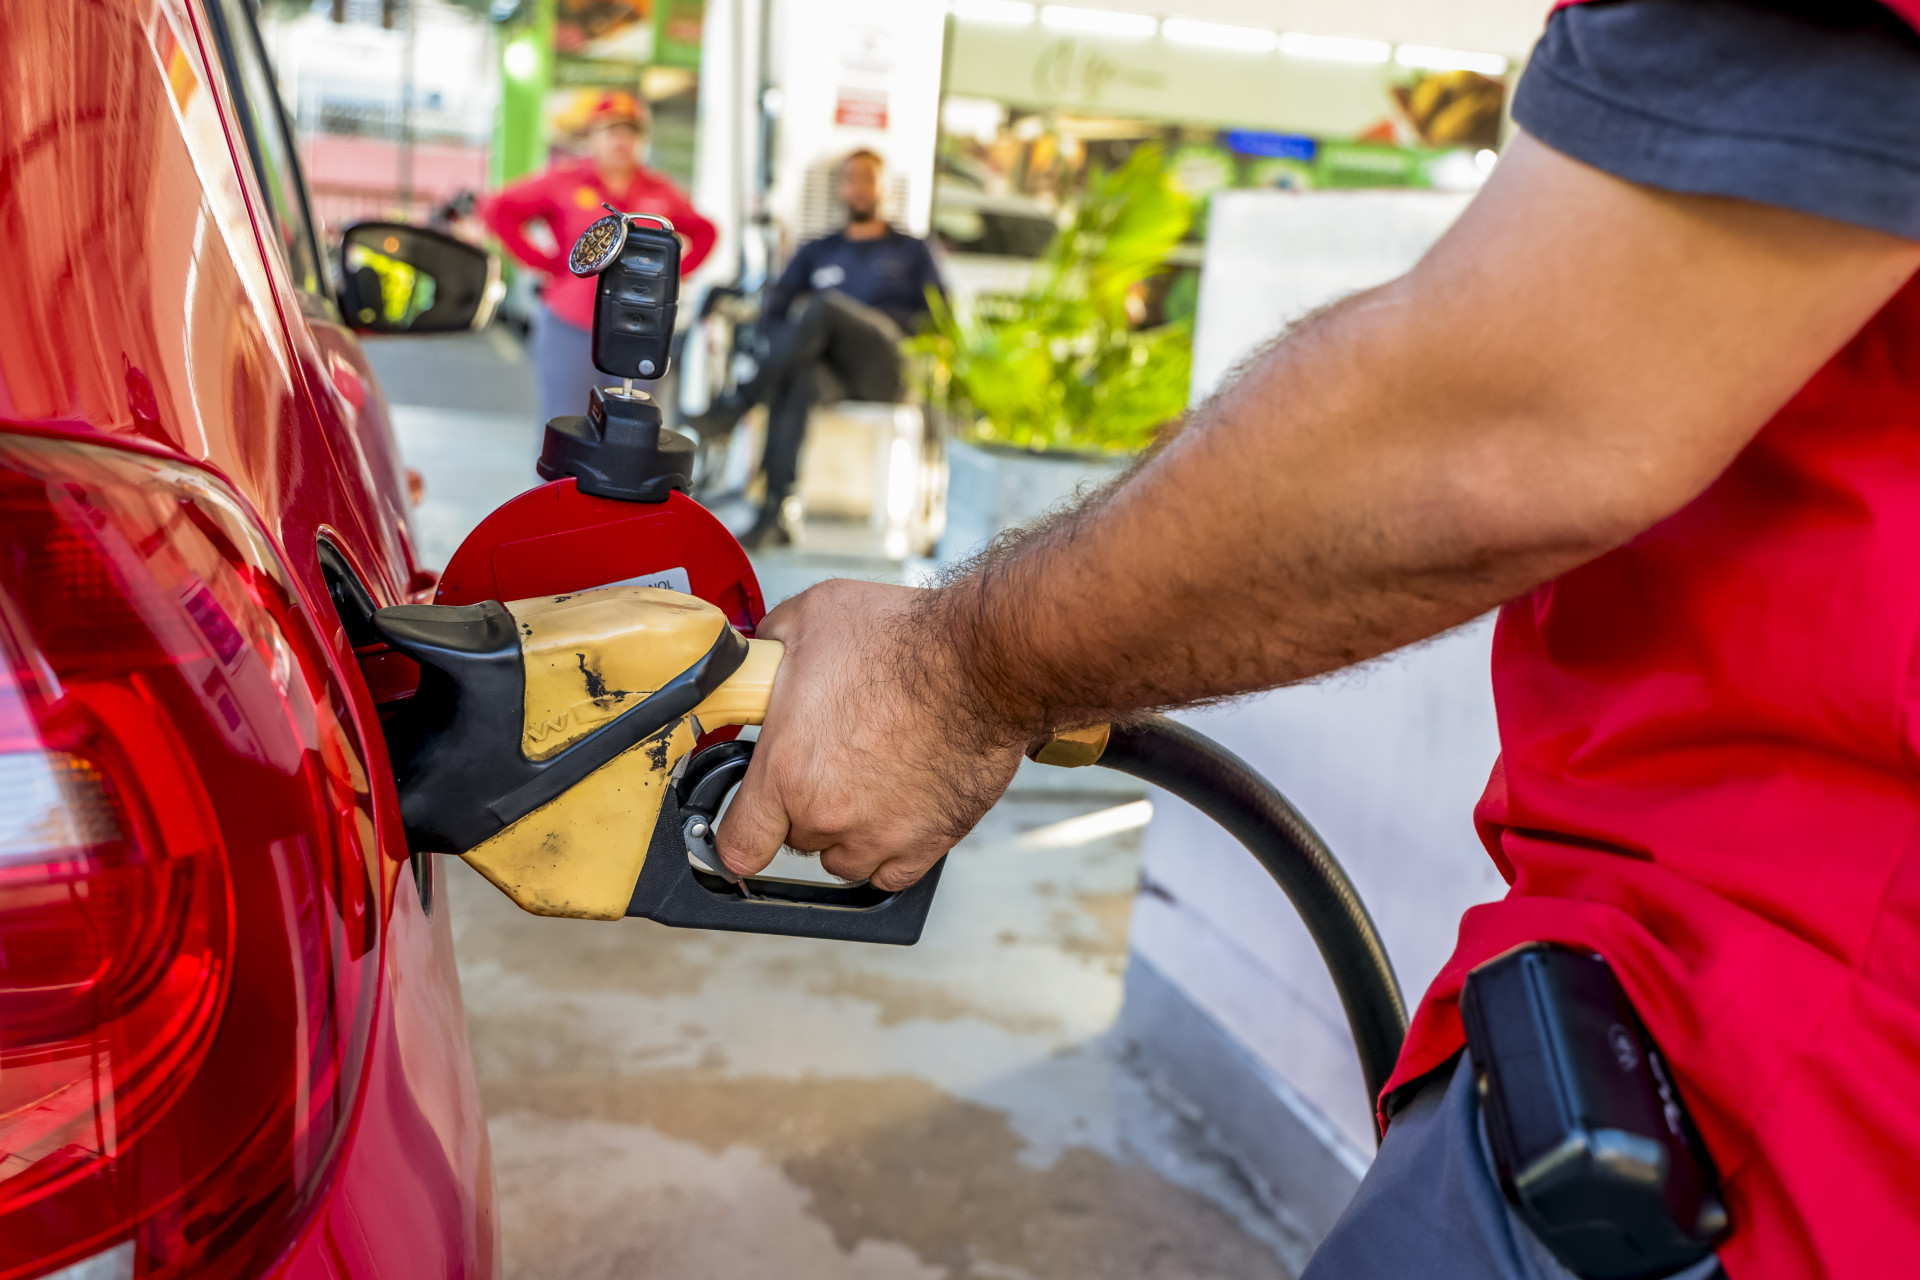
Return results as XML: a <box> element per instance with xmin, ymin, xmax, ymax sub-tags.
<box><xmin>589</xmin><ymin>215</ymin><xmax>680</xmax><ymax>381</ymax></box>
<box><xmin>1461</xmin><ymin>944</ymin><xmax>1729</xmax><ymax>1280</ymax></box>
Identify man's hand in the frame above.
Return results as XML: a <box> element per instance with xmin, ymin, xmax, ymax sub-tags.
<box><xmin>714</xmin><ymin>579</ymin><xmax>1026</xmax><ymax>890</ymax></box>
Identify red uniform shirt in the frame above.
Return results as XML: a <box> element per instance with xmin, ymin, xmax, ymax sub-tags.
<box><xmin>479</xmin><ymin>157</ymin><xmax>716</xmax><ymax>330</ymax></box>
<box><xmin>1390</xmin><ymin>8</ymin><xmax>1920</xmax><ymax>1276</ymax></box>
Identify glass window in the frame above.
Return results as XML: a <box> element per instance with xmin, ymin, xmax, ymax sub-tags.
<box><xmin>207</xmin><ymin>0</ymin><xmax>326</xmax><ymax>299</ymax></box>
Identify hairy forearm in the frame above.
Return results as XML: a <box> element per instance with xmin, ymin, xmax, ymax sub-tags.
<box><xmin>906</xmin><ymin>135</ymin><xmax>1920</xmax><ymax>745</ymax></box>
<box><xmin>916</xmin><ymin>285</ymin><xmax>1595</xmax><ymax>740</ymax></box>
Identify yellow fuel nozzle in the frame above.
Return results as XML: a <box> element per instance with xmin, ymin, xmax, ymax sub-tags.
<box><xmin>376</xmin><ymin>585</ymin><xmax>778</xmax><ymax>920</ymax></box>
<box><xmin>373</xmin><ymin>584</ymin><xmax>947</xmax><ymax>945</ymax></box>
<box><xmin>513</xmin><ymin>587</ymin><xmax>779</xmax><ymax>763</ymax></box>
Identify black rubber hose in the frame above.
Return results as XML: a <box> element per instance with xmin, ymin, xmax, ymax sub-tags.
<box><xmin>1096</xmin><ymin>716</ymin><xmax>1408</xmax><ymax>1134</ymax></box>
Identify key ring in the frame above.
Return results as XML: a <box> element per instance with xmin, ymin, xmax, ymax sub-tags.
<box><xmin>567</xmin><ymin>205</ymin><xmax>680</xmax><ymax>278</ymax></box>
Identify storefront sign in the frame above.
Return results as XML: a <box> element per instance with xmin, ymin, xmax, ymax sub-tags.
<box><xmin>1031</xmin><ymin>38</ymin><xmax>1167</xmax><ymax>105</ymax></box>
<box><xmin>1223</xmin><ymin>130</ymin><xmax>1318</xmax><ymax>162</ymax></box>
<box><xmin>948</xmin><ymin>20</ymin><xmax>1507</xmax><ymax>148</ymax></box>
<box><xmin>653</xmin><ymin>0</ymin><xmax>704</xmax><ymax>70</ymax></box>
<box><xmin>834</xmin><ymin>86</ymin><xmax>889</xmax><ymax>129</ymax></box>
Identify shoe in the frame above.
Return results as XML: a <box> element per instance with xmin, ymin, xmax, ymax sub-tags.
<box><xmin>687</xmin><ymin>391</ymin><xmax>750</xmax><ymax>437</ymax></box>
<box><xmin>737</xmin><ymin>506</ymin><xmax>792</xmax><ymax>550</ymax></box>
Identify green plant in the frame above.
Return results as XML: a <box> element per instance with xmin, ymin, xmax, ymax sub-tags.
<box><xmin>908</xmin><ymin>145</ymin><xmax>1195</xmax><ymax>456</ymax></box>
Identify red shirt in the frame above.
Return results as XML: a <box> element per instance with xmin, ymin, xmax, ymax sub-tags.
<box><xmin>479</xmin><ymin>158</ymin><xmax>716</xmax><ymax>330</ymax></box>
<box><xmin>1386</xmin><ymin>184</ymin><xmax>1920</xmax><ymax>1280</ymax></box>
<box><xmin>1393</xmin><ymin>10</ymin><xmax>1920</xmax><ymax>1277</ymax></box>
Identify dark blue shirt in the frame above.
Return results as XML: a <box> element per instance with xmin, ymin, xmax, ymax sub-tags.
<box><xmin>1516</xmin><ymin>0</ymin><xmax>1920</xmax><ymax>239</ymax></box>
<box><xmin>764</xmin><ymin>228</ymin><xmax>944</xmax><ymax>333</ymax></box>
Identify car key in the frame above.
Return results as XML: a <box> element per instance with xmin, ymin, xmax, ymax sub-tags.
<box><xmin>539</xmin><ymin>207</ymin><xmax>694</xmax><ymax>501</ymax></box>
<box><xmin>569</xmin><ymin>204</ymin><xmax>680</xmax><ymax>383</ymax></box>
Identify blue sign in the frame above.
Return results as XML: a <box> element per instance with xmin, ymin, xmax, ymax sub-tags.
<box><xmin>1223</xmin><ymin>130</ymin><xmax>1318</xmax><ymax>162</ymax></box>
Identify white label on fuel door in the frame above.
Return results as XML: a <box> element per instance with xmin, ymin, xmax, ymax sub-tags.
<box><xmin>605</xmin><ymin>566</ymin><xmax>693</xmax><ymax>594</ymax></box>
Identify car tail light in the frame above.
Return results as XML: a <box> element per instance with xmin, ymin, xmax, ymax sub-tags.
<box><xmin>0</xmin><ymin>435</ymin><xmax>380</xmax><ymax>1279</ymax></box>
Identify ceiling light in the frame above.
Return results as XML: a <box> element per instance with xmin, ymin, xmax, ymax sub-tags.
<box><xmin>1278</xmin><ymin>31</ymin><xmax>1392</xmax><ymax>64</ymax></box>
<box><xmin>1039</xmin><ymin>5</ymin><xmax>1157</xmax><ymax>38</ymax></box>
<box><xmin>950</xmin><ymin>0</ymin><xmax>1037</xmax><ymax>24</ymax></box>
<box><xmin>1395</xmin><ymin>44</ymin><xmax>1510</xmax><ymax>75</ymax></box>
<box><xmin>1161</xmin><ymin>18</ymin><xmax>1277</xmax><ymax>52</ymax></box>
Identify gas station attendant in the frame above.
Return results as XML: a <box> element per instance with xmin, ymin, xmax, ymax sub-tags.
<box><xmin>716</xmin><ymin>2</ymin><xmax>1920</xmax><ymax>1276</ymax></box>
<box><xmin>481</xmin><ymin>91</ymin><xmax>716</xmax><ymax>425</ymax></box>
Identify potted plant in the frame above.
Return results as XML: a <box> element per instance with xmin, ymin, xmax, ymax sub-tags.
<box><xmin>909</xmin><ymin>146</ymin><xmax>1195</xmax><ymax>561</ymax></box>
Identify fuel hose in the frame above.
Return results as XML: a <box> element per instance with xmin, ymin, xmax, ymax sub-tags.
<box><xmin>1091</xmin><ymin>716</ymin><xmax>1408</xmax><ymax>1134</ymax></box>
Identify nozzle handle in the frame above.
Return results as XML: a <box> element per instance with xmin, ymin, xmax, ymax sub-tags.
<box><xmin>627</xmin><ymin>740</ymin><xmax>946</xmax><ymax>945</ymax></box>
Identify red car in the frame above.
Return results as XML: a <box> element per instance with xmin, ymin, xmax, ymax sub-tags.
<box><xmin>1</xmin><ymin>1</ymin><xmax>504</xmax><ymax>1275</ymax></box>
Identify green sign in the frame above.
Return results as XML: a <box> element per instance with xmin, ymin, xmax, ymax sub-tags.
<box><xmin>653</xmin><ymin>0</ymin><xmax>704</xmax><ymax>70</ymax></box>
<box><xmin>554</xmin><ymin>56</ymin><xmax>646</xmax><ymax>88</ymax></box>
<box><xmin>1312</xmin><ymin>142</ymin><xmax>1453</xmax><ymax>189</ymax></box>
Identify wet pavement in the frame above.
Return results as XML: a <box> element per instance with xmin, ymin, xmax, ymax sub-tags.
<box><xmin>366</xmin><ymin>331</ymin><xmax>1300</xmax><ymax>1280</ymax></box>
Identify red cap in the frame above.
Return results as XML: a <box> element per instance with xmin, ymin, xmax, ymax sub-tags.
<box><xmin>587</xmin><ymin>91</ymin><xmax>648</xmax><ymax>130</ymax></box>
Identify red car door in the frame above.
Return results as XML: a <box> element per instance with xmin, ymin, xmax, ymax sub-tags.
<box><xmin>0</xmin><ymin>1</ymin><xmax>497</xmax><ymax>1276</ymax></box>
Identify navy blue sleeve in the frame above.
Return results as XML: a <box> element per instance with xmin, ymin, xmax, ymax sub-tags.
<box><xmin>764</xmin><ymin>239</ymin><xmax>820</xmax><ymax>325</ymax></box>
<box><xmin>1513</xmin><ymin>0</ymin><xmax>1920</xmax><ymax>239</ymax></box>
<box><xmin>914</xmin><ymin>239</ymin><xmax>945</xmax><ymax>316</ymax></box>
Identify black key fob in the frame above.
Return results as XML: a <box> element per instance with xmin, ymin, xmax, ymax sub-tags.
<box><xmin>568</xmin><ymin>207</ymin><xmax>680</xmax><ymax>381</ymax></box>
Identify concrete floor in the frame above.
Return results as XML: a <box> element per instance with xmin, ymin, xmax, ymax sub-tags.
<box><xmin>365</xmin><ymin>332</ymin><xmax>1298</xmax><ymax>1280</ymax></box>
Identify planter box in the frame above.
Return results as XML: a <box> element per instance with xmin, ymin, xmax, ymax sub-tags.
<box><xmin>798</xmin><ymin>401</ymin><xmax>943</xmax><ymax>559</ymax></box>
<box><xmin>707</xmin><ymin>402</ymin><xmax>944</xmax><ymax>558</ymax></box>
<box><xmin>936</xmin><ymin>437</ymin><xmax>1130</xmax><ymax>565</ymax></box>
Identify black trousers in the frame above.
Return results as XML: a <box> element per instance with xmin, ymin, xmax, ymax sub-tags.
<box><xmin>749</xmin><ymin>290</ymin><xmax>904</xmax><ymax>505</ymax></box>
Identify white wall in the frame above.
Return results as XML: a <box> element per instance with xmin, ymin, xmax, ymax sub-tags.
<box><xmin>691</xmin><ymin>0</ymin><xmax>761</xmax><ymax>292</ymax></box>
<box><xmin>692</xmin><ymin>0</ymin><xmax>945</xmax><ymax>295</ymax></box>
<box><xmin>766</xmin><ymin>0</ymin><xmax>947</xmax><ymax>239</ymax></box>
<box><xmin>1190</xmin><ymin>189</ymin><xmax>1471</xmax><ymax>400</ymax></box>
<box><xmin>947</xmin><ymin>22</ymin><xmax>1420</xmax><ymax>138</ymax></box>
<box><xmin>262</xmin><ymin>0</ymin><xmax>498</xmax><ymax>141</ymax></box>
<box><xmin>1130</xmin><ymin>189</ymin><xmax>1507</xmax><ymax>1158</ymax></box>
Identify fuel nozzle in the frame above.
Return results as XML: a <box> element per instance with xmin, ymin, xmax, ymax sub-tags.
<box><xmin>374</xmin><ymin>583</ymin><xmax>947</xmax><ymax>944</ymax></box>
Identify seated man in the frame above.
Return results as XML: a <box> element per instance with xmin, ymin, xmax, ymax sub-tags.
<box><xmin>699</xmin><ymin>149</ymin><xmax>943</xmax><ymax>547</ymax></box>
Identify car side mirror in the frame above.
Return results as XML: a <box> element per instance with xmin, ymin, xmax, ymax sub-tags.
<box><xmin>338</xmin><ymin>222</ymin><xmax>500</xmax><ymax>334</ymax></box>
